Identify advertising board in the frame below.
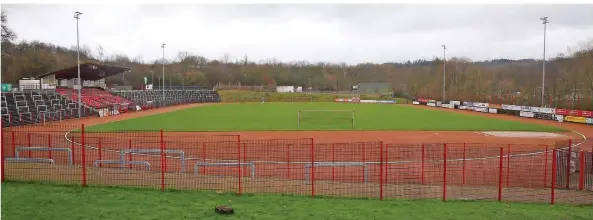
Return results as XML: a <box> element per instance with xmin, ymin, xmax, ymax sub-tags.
<box><xmin>568</xmin><ymin>109</ymin><xmax>582</xmax><ymax>116</ymax></box>
<box><xmin>520</xmin><ymin>111</ymin><xmax>535</xmax><ymax>118</ymax></box>
<box><xmin>489</xmin><ymin>103</ymin><xmax>502</xmax><ymax>109</ymax></box>
<box><xmin>376</xmin><ymin>100</ymin><xmax>396</xmax><ymax>104</ymax></box>
<box><xmin>580</xmin><ymin>111</ymin><xmax>593</xmax><ymax>117</ymax></box>
<box><xmin>555</xmin><ymin>109</ymin><xmax>568</xmax><ymax>115</ymax></box>
<box><xmin>474</xmin><ymin>107</ymin><xmax>488</xmax><ymax>113</ymax></box>
<box><xmin>534</xmin><ymin>112</ymin><xmax>555</xmax><ymax>120</ymax></box>
<box><xmin>521</xmin><ymin>106</ymin><xmax>532</xmax><ymax>112</ymax></box>
<box><xmin>565</xmin><ymin>116</ymin><xmax>587</xmax><ymax>124</ymax></box>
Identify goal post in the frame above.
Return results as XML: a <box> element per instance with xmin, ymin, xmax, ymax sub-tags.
<box><xmin>298</xmin><ymin>109</ymin><xmax>355</xmax><ymax>129</ymax></box>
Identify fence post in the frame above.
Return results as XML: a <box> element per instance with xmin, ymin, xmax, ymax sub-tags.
<box><xmin>544</xmin><ymin>145</ymin><xmax>548</xmax><ymax>188</ymax></box>
<box><xmin>287</xmin><ymin>144</ymin><xmax>291</xmax><ymax>179</ymax></box>
<box><xmin>160</xmin><ymin>129</ymin><xmax>165</xmax><ymax>192</ymax></box>
<box><xmin>443</xmin><ymin>143</ymin><xmax>447</xmax><ymax>201</ymax></box>
<box><xmin>71</xmin><ymin>136</ymin><xmax>75</xmax><ymax>165</ymax></box>
<box><xmin>551</xmin><ymin>149</ymin><xmax>557</xmax><ymax>205</ymax></box>
<box><xmin>201</xmin><ymin>143</ymin><xmax>206</xmax><ymax>175</ymax></box>
<box><xmin>566</xmin><ymin>139</ymin><xmax>572</xmax><ymax>189</ymax></box>
<box><xmin>27</xmin><ymin>133</ymin><xmax>31</xmax><ymax>158</ymax></box>
<box><xmin>128</xmin><ymin>139</ymin><xmax>132</xmax><ymax>169</ymax></box>
<box><xmin>237</xmin><ymin>135</ymin><xmax>242</xmax><ymax>195</ymax></box>
<box><xmin>81</xmin><ymin>124</ymin><xmax>87</xmax><ymax>187</ymax></box>
<box><xmin>11</xmin><ymin>131</ymin><xmax>15</xmax><ymax>158</ymax></box>
<box><xmin>362</xmin><ymin>143</ymin><xmax>366</xmax><ymax>183</ymax></box>
<box><xmin>311</xmin><ymin>138</ymin><xmax>315</xmax><ymax>198</ymax></box>
<box><xmin>385</xmin><ymin>146</ymin><xmax>389</xmax><ymax>184</ymax></box>
<box><xmin>48</xmin><ymin>134</ymin><xmax>52</xmax><ymax>160</ymax></box>
<box><xmin>498</xmin><ymin>147</ymin><xmax>504</xmax><ymax>201</ymax></box>
<box><xmin>331</xmin><ymin>144</ymin><xmax>335</xmax><ymax>182</ymax></box>
<box><xmin>242</xmin><ymin>142</ymin><xmax>246</xmax><ymax>176</ymax></box>
<box><xmin>98</xmin><ymin>137</ymin><xmax>102</xmax><ymax>167</ymax></box>
<box><xmin>1</xmin><ymin>130</ymin><xmax>5</xmax><ymax>182</ymax></box>
<box><xmin>579</xmin><ymin>151</ymin><xmax>584</xmax><ymax>190</ymax></box>
<box><xmin>506</xmin><ymin>144</ymin><xmax>511</xmax><ymax>187</ymax></box>
<box><xmin>421</xmin><ymin>143</ymin><xmax>425</xmax><ymax>185</ymax></box>
<box><xmin>379</xmin><ymin>141</ymin><xmax>384</xmax><ymax>201</ymax></box>
<box><xmin>462</xmin><ymin>143</ymin><xmax>466</xmax><ymax>185</ymax></box>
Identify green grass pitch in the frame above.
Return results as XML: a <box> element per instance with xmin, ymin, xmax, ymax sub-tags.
<box><xmin>2</xmin><ymin>182</ymin><xmax>591</xmax><ymax>220</ymax></box>
<box><xmin>88</xmin><ymin>103</ymin><xmax>563</xmax><ymax>132</ymax></box>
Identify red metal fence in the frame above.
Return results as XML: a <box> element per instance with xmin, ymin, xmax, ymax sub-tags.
<box><xmin>1</xmin><ymin>124</ymin><xmax>592</xmax><ymax>205</ymax></box>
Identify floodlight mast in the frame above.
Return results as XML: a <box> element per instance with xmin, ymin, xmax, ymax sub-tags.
<box><xmin>74</xmin><ymin>11</ymin><xmax>82</xmax><ymax>118</ymax></box>
<box><xmin>442</xmin><ymin>45</ymin><xmax>446</xmax><ymax>102</ymax></box>
<box><xmin>540</xmin><ymin>17</ymin><xmax>549</xmax><ymax>107</ymax></box>
<box><xmin>161</xmin><ymin>43</ymin><xmax>166</xmax><ymax>105</ymax></box>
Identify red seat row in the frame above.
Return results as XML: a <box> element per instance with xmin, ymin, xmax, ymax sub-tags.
<box><xmin>56</xmin><ymin>88</ymin><xmax>134</xmax><ymax>110</ymax></box>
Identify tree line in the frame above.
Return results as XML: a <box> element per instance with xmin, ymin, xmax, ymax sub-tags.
<box><xmin>2</xmin><ymin>11</ymin><xmax>592</xmax><ymax>109</ymax></box>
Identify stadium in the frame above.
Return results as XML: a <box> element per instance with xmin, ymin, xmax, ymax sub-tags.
<box><xmin>1</xmin><ymin>62</ymin><xmax>592</xmax><ymax>207</ymax></box>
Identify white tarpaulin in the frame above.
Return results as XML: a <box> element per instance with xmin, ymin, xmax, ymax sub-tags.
<box><xmin>474</xmin><ymin>107</ymin><xmax>488</xmax><ymax>113</ymax></box>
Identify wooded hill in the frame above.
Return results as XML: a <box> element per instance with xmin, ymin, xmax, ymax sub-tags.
<box><xmin>2</xmin><ymin>12</ymin><xmax>592</xmax><ymax>108</ymax></box>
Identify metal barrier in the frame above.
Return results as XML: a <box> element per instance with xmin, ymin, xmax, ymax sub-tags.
<box><xmin>585</xmin><ymin>152</ymin><xmax>593</xmax><ymax>192</ymax></box>
<box><xmin>119</xmin><ymin>149</ymin><xmax>185</xmax><ymax>172</ymax></box>
<box><xmin>305</xmin><ymin>162</ymin><xmax>369</xmax><ymax>184</ymax></box>
<box><xmin>5</xmin><ymin>158</ymin><xmax>55</xmax><ymax>164</ymax></box>
<box><xmin>15</xmin><ymin>147</ymin><xmax>72</xmax><ymax>165</ymax></box>
<box><xmin>93</xmin><ymin>160</ymin><xmax>151</xmax><ymax>171</ymax></box>
<box><xmin>193</xmin><ymin>162</ymin><xmax>256</xmax><ymax>178</ymax></box>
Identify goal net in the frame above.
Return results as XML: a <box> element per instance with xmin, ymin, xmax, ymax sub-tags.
<box><xmin>298</xmin><ymin>110</ymin><xmax>355</xmax><ymax>129</ymax></box>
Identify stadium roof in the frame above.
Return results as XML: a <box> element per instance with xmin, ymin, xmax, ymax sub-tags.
<box><xmin>37</xmin><ymin>62</ymin><xmax>130</xmax><ymax>80</ymax></box>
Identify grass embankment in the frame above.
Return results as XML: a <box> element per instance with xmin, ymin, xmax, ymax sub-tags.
<box><xmin>1</xmin><ymin>181</ymin><xmax>591</xmax><ymax>220</ymax></box>
<box><xmin>88</xmin><ymin>103</ymin><xmax>564</xmax><ymax>132</ymax></box>
<box><xmin>217</xmin><ymin>90</ymin><xmax>410</xmax><ymax>103</ymax></box>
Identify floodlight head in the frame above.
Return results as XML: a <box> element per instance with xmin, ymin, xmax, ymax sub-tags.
<box><xmin>161</xmin><ymin>43</ymin><xmax>166</xmax><ymax>48</ymax></box>
<box><xmin>442</xmin><ymin>45</ymin><xmax>446</xmax><ymax>49</ymax></box>
<box><xmin>540</xmin><ymin>17</ymin><xmax>549</xmax><ymax>24</ymax></box>
<box><xmin>74</xmin><ymin>11</ymin><xmax>82</xmax><ymax>19</ymax></box>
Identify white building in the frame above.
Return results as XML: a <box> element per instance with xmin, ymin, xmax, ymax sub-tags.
<box><xmin>276</xmin><ymin>86</ymin><xmax>295</xmax><ymax>93</ymax></box>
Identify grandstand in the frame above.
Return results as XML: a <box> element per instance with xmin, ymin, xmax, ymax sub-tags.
<box><xmin>1</xmin><ymin>62</ymin><xmax>221</xmax><ymax>127</ymax></box>
<box><xmin>112</xmin><ymin>89</ymin><xmax>220</xmax><ymax>109</ymax></box>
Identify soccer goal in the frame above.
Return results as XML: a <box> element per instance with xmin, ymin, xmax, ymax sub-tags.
<box><xmin>298</xmin><ymin>109</ymin><xmax>355</xmax><ymax>129</ymax></box>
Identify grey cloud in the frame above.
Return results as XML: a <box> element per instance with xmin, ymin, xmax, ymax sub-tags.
<box><xmin>2</xmin><ymin>4</ymin><xmax>593</xmax><ymax>64</ymax></box>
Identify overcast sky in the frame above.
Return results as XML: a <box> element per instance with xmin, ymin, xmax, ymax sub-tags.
<box><xmin>2</xmin><ymin>4</ymin><xmax>593</xmax><ymax>64</ymax></box>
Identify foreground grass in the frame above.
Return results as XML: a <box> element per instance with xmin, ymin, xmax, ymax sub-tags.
<box><xmin>88</xmin><ymin>103</ymin><xmax>563</xmax><ymax>132</ymax></box>
<box><xmin>2</xmin><ymin>182</ymin><xmax>591</xmax><ymax>220</ymax></box>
